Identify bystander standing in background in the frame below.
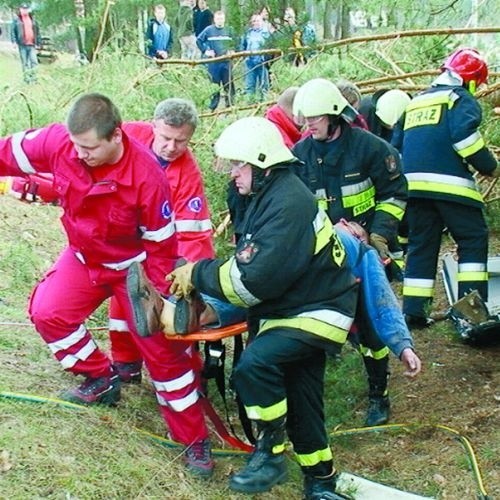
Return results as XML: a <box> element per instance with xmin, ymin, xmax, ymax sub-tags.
<box><xmin>11</xmin><ymin>2</ymin><xmax>40</xmax><ymax>83</ymax></box>
<box><xmin>193</xmin><ymin>0</ymin><xmax>213</xmax><ymax>37</ymax></box>
<box><xmin>146</xmin><ymin>4</ymin><xmax>173</xmax><ymax>59</ymax></box>
<box><xmin>175</xmin><ymin>0</ymin><xmax>197</xmax><ymax>59</ymax></box>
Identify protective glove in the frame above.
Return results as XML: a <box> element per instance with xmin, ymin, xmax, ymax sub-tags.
<box><xmin>490</xmin><ymin>165</ymin><xmax>500</xmax><ymax>178</ymax></box>
<box><xmin>166</xmin><ymin>262</ymin><xmax>196</xmax><ymax>299</ymax></box>
<box><xmin>369</xmin><ymin>232</ymin><xmax>389</xmax><ymax>259</ymax></box>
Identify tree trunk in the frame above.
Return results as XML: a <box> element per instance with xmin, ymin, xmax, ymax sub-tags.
<box><xmin>323</xmin><ymin>0</ymin><xmax>333</xmax><ymax>40</ymax></box>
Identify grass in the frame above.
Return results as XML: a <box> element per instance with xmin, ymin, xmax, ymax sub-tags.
<box><xmin>0</xmin><ymin>40</ymin><xmax>499</xmax><ymax>499</ymax></box>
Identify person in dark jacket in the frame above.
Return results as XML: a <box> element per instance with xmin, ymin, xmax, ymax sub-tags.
<box><xmin>395</xmin><ymin>48</ymin><xmax>499</xmax><ymax>328</ymax></box>
<box><xmin>359</xmin><ymin>88</ymin><xmax>411</xmax><ymax>144</ymax></box>
<box><xmin>196</xmin><ymin>10</ymin><xmax>236</xmax><ymax>110</ymax></box>
<box><xmin>11</xmin><ymin>2</ymin><xmax>41</xmax><ymax>83</ymax></box>
<box><xmin>146</xmin><ymin>4</ymin><xmax>173</xmax><ymax>59</ymax></box>
<box><xmin>292</xmin><ymin>78</ymin><xmax>408</xmax><ymax>427</ymax></box>
<box><xmin>175</xmin><ymin>0</ymin><xmax>197</xmax><ymax>59</ymax></box>
<box><xmin>128</xmin><ymin>116</ymin><xmax>359</xmax><ymax>499</ymax></box>
<box><xmin>193</xmin><ymin>0</ymin><xmax>213</xmax><ymax>36</ymax></box>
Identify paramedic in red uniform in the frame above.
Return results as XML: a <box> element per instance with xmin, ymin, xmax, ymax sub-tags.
<box><xmin>0</xmin><ymin>93</ymin><xmax>214</xmax><ymax>477</ymax></box>
<box><xmin>108</xmin><ymin>98</ymin><xmax>218</xmax><ymax>384</ymax></box>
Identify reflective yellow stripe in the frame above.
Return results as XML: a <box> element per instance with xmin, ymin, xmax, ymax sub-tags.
<box><xmin>406</xmin><ymin>94</ymin><xmax>454</xmax><ymax>111</ymax></box>
<box><xmin>259</xmin><ymin>317</ymin><xmax>350</xmax><ymax>345</ymax></box>
<box><xmin>408</xmin><ymin>180</ymin><xmax>483</xmax><ymax>203</ymax></box>
<box><xmin>219</xmin><ymin>257</ymin><xmax>260</xmax><ymax>307</ymax></box>
<box><xmin>295</xmin><ymin>446</ymin><xmax>333</xmax><ymax>467</ymax></box>
<box><xmin>314</xmin><ymin>210</ymin><xmax>333</xmax><ymax>255</ymax></box>
<box><xmin>342</xmin><ymin>185</ymin><xmax>375</xmax><ymax>209</ymax></box>
<box><xmin>456</xmin><ymin>137</ymin><xmax>485</xmax><ymax>158</ymax></box>
<box><xmin>245</xmin><ymin>398</ymin><xmax>287</xmax><ymax>421</ymax></box>
<box><xmin>457</xmin><ymin>271</ymin><xmax>488</xmax><ymax>282</ymax></box>
<box><xmin>272</xmin><ymin>443</ymin><xmax>286</xmax><ymax>454</ymax></box>
<box><xmin>359</xmin><ymin>345</ymin><xmax>390</xmax><ymax>360</ymax></box>
<box><xmin>375</xmin><ymin>202</ymin><xmax>405</xmax><ymax>221</ymax></box>
<box><xmin>403</xmin><ymin>286</ymin><xmax>434</xmax><ymax>298</ymax></box>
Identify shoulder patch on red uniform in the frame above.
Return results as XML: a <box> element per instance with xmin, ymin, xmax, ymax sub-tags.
<box><xmin>236</xmin><ymin>242</ymin><xmax>259</xmax><ymax>264</ymax></box>
<box><xmin>188</xmin><ymin>196</ymin><xmax>202</xmax><ymax>213</ymax></box>
<box><xmin>385</xmin><ymin>155</ymin><xmax>398</xmax><ymax>173</ymax></box>
<box><xmin>161</xmin><ymin>201</ymin><xmax>172</xmax><ymax>219</ymax></box>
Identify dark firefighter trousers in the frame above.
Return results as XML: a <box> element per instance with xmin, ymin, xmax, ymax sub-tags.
<box><xmin>403</xmin><ymin>198</ymin><xmax>488</xmax><ymax>317</ymax></box>
<box><xmin>232</xmin><ymin>328</ymin><xmax>334</xmax><ymax>477</ymax></box>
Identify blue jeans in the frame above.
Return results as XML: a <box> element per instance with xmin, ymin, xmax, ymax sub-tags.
<box><xmin>202</xmin><ymin>294</ymin><xmax>246</xmax><ymax>328</ymax></box>
<box><xmin>18</xmin><ymin>44</ymin><xmax>38</xmax><ymax>83</ymax></box>
<box><xmin>244</xmin><ymin>59</ymin><xmax>269</xmax><ymax>101</ymax></box>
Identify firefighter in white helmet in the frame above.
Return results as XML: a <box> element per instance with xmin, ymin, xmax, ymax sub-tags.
<box><xmin>359</xmin><ymin>88</ymin><xmax>411</xmax><ymax>143</ymax></box>
<box><xmin>292</xmin><ymin>78</ymin><xmax>408</xmax><ymax>427</ymax></box>
<box><xmin>128</xmin><ymin>116</ymin><xmax>359</xmax><ymax>499</ymax></box>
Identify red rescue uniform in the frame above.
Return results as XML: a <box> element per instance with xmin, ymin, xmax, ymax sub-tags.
<box><xmin>108</xmin><ymin>121</ymin><xmax>215</xmax><ymax>364</ymax></box>
<box><xmin>0</xmin><ymin>124</ymin><xmax>209</xmax><ymax>445</ymax></box>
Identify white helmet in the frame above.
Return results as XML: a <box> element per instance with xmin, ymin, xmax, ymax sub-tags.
<box><xmin>375</xmin><ymin>89</ymin><xmax>411</xmax><ymax>127</ymax></box>
<box><xmin>214</xmin><ymin>117</ymin><xmax>295</xmax><ymax>170</ymax></box>
<box><xmin>293</xmin><ymin>78</ymin><xmax>349</xmax><ymax>119</ymax></box>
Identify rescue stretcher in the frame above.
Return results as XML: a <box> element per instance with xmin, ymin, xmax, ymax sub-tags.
<box><xmin>441</xmin><ymin>253</ymin><xmax>500</xmax><ymax>343</ymax></box>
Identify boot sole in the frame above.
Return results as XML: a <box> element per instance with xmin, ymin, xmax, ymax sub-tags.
<box><xmin>229</xmin><ymin>470</ymin><xmax>288</xmax><ymax>494</ymax></box>
<box><xmin>126</xmin><ymin>263</ymin><xmax>151</xmax><ymax>337</ymax></box>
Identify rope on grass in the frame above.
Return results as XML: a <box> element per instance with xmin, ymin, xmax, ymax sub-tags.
<box><xmin>0</xmin><ymin>391</ymin><xmax>491</xmax><ymax>498</ymax></box>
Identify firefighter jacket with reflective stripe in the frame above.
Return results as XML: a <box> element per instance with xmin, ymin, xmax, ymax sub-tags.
<box><xmin>0</xmin><ymin>124</ymin><xmax>178</xmax><ymax>293</ymax></box>
<box><xmin>123</xmin><ymin>122</ymin><xmax>215</xmax><ymax>261</ymax></box>
<box><xmin>193</xmin><ymin>167</ymin><xmax>358</xmax><ymax>352</ymax></box>
<box><xmin>292</xmin><ymin>124</ymin><xmax>407</xmax><ymax>243</ymax></box>
<box><xmin>338</xmin><ymin>228</ymin><xmax>414</xmax><ymax>358</ymax></box>
<box><xmin>397</xmin><ymin>85</ymin><xmax>497</xmax><ymax>208</ymax></box>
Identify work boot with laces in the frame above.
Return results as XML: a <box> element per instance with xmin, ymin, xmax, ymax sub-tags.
<box><xmin>365</xmin><ymin>396</ymin><xmax>390</xmax><ymax>426</ymax></box>
<box><xmin>303</xmin><ymin>472</ymin><xmax>350</xmax><ymax>500</ymax></box>
<box><xmin>184</xmin><ymin>438</ymin><xmax>214</xmax><ymax>478</ymax></box>
<box><xmin>60</xmin><ymin>369</ymin><xmax>121</xmax><ymax>406</ymax></box>
<box><xmin>229</xmin><ymin>419</ymin><xmax>288</xmax><ymax>493</ymax></box>
<box><xmin>113</xmin><ymin>361</ymin><xmax>142</xmax><ymax>384</ymax></box>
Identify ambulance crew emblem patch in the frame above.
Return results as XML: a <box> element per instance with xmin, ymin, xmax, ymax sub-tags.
<box><xmin>385</xmin><ymin>155</ymin><xmax>398</xmax><ymax>173</ymax></box>
<box><xmin>161</xmin><ymin>201</ymin><xmax>172</xmax><ymax>219</ymax></box>
<box><xmin>188</xmin><ymin>197</ymin><xmax>202</xmax><ymax>213</ymax></box>
<box><xmin>236</xmin><ymin>242</ymin><xmax>259</xmax><ymax>264</ymax></box>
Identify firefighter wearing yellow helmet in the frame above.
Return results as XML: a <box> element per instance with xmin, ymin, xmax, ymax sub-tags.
<box><xmin>292</xmin><ymin>78</ymin><xmax>408</xmax><ymax>427</ymax></box>
<box><xmin>169</xmin><ymin>116</ymin><xmax>358</xmax><ymax>499</ymax></box>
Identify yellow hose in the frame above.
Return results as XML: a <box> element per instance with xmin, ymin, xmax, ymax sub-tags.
<box><xmin>0</xmin><ymin>391</ymin><xmax>491</xmax><ymax>498</ymax></box>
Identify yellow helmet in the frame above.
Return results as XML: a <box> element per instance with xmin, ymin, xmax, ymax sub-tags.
<box><xmin>293</xmin><ymin>78</ymin><xmax>349</xmax><ymax>119</ymax></box>
<box><xmin>214</xmin><ymin>117</ymin><xmax>295</xmax><ymax>170</ymax></box>
<box><xmin>375</xmin><ymin>89</ymin><xmax>411</xmax><ymax>127</ymax></box>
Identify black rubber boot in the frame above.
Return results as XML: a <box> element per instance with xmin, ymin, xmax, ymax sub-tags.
<box><xmin>365</xmin><ymin>396</ymin><xmax>391</xmax><ymax>426</ymax></box>
<box><xmin>303</xmin><ymin>472</ymin><xmax>350</xmax><ymax>500</ymax></box>
<box><xmin>229</xmin><ymin>419</ymin><xmax>288</xmax><ymax>493</ymax></box>
<box><xmin>363</xmin><ymin>356</ymin><xmax>391</xmax><ymax>426</ymax></box>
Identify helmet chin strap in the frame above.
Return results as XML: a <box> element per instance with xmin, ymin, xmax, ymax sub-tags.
<box><xmin>322</xmin><ymin>115</ymin><xmax>342</xmax><ymax>141</ymax></box>
<box><xmin>251</xmin><ymin>165</ymin><xmax>269</xmax><ymax>193</ymax></box>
